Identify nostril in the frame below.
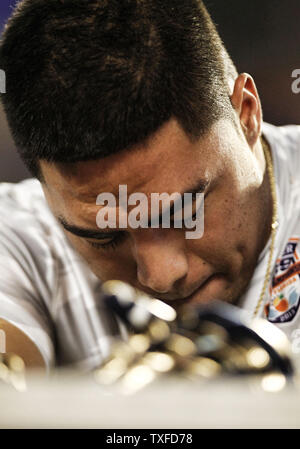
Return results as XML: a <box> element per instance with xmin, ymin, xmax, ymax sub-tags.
<box><xmin>148</xmin><ymin>284</ymin><xmax>170</xmax><ymax>295</ymax></box>
<box><xmin>137</xmin><ymin>267</ymin><xmax>172</xmax><ymax>294</ymax></box>
<box><xmin>135</xmin><ymin>245</ymin><xmax>189</xmax><ymax>295</ymax></box>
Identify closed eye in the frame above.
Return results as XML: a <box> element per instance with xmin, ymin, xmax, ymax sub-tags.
<box><xmin>86</xmin><ymin>231</ymin><xmax>126</xmax><ymax>251</ymax></box>
<box><xmin>171</xmin><ymin>192</ymin><xmax>207</xmax><ymax>226</ymax></box>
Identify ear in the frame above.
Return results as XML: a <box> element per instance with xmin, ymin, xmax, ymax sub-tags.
<box><xmin>230</xmin><ymin>73</ymin><xmax>262</xmax><ymax>148</ymax></box>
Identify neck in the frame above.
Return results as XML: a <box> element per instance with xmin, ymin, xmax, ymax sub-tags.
<box><xmin>256</xmin><ymin>136</ymin><xmax>275</xmax><ymax>260</ymax></box>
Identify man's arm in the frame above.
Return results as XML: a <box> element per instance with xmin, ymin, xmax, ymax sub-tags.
<box><xmin>0</xmin><ymin>318</ymin><xmax>46</xmax><ymax>370</ymax></box>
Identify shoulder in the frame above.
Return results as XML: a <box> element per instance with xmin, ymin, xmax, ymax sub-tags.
<box><xmin>0</xmin><ymin>178</ymin><xmax>101</xmax><ymax>308</ymax></box>
<box><xmin>0</xmin><ymin>178</ymin><xmax>55</xmax><ymax>227</ymax></box>
<box><xmin>0</xmin><ymin>178</ymin><xmax>63</xmax><ymax>260</ymax></box>
<box><xmin>262</xmin><ymin>122</ymin><xmax>300</xmax><ymax>176</ymax></box>
<box><xmin>0</xmin><ymin>179</ymin><xmax>64</xmax><ymax>305</ymax></box>
<box><xmin>263</xmin><ymin>122</ymin><xmax>300</xmax><ymax>145</ymax></box>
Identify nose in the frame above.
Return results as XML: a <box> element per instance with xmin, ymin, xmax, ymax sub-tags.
<box><xmin>133</xmin><ymin>230</ymin><xmax>189</xmax><ymax>294</ymax></box>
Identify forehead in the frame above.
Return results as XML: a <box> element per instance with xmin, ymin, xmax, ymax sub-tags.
<box><xmin>41</xmin><ymin>118</ymin><xmax>229</xmax><ymax>211</ymax></box>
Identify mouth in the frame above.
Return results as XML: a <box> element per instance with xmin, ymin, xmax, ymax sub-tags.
<box><xmin>160</xmin><ymin>273</ymin><xmax>226</xmax><ymax>308</ymax></box>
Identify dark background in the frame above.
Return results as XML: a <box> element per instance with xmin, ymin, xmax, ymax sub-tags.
<box><xmin>0</xmin><ymin>0</ymin><xmax>299</xmax><ymax>182</ymax></box>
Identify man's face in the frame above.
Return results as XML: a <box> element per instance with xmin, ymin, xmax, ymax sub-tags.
<box><xmin>41</xmin><ymin>117</ymin><xmax>271</xmax><ymax>308</ymax></box>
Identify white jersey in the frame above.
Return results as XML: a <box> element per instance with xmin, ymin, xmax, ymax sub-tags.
<box><xmin>0</xmin><ymin>122</ymin><xmax>299</xmax><ymax>370</ymax></box>
<box><xmin>239</xmin><ymin>123</ymin><xmax>300</xmax><ymax>356</ymax></box>
<box><xmin>0</xmin><ymin>180</ymin><xmax>122</xmax><ymax>371</ymax></box>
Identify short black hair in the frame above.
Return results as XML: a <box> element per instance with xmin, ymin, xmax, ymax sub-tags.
<box><xmin>0</xmin><ymin>0</ymin><xmax>237</xmax><ymax>179</ymax></box>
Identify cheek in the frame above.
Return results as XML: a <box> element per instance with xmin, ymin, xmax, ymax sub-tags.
<box><xmin>204</xmin><ymin>193</ymin><xmax>241</xmax><ymax>240</ymax></box>
<box><xmin>187</xmin><ymin>190</ymin><xmax>249</xmax><ymax>264</ymax></box>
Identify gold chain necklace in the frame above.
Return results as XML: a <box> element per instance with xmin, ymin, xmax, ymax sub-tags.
<box><xmin>252</xmin><ymin>136</ymin><xmax>279</xmax><ymax>320</ymax></box>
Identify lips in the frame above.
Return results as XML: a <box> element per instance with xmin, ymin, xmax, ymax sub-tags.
<box><xmin>151</xmin><ymin>272</ymin><xmax>223</xmax><ymax>307</ymax></box>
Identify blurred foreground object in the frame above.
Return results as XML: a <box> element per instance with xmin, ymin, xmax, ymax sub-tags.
<box><xmin>95</xmin><ymin>281</ymin><xmax>293</xmax><ymax>394</ymax></box>
<box><xmin>0</xmin><ymin>353</ymin><xmax>26</xmax><ymax>392</ymax></box>
<box><xmin>0</xmin><ymin>281</ymin><xmax>299</xmax><ymax>429</ymax></box>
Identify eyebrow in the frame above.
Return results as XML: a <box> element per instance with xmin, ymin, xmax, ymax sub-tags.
<box><xmin>168</xmin><ymin>178</ymin><xmax>208</xmax><ymax>215</ymax></box>
<box><xmin>57</xmin><ymin>178</ymin><xmax>209</xmax><ymax>240</ymax></box>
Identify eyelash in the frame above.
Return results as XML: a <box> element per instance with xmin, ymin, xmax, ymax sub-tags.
<box><xmin>88</xmin><ymin>232</ymin><xmax>126</xmax><ymax>251</ymax></box>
